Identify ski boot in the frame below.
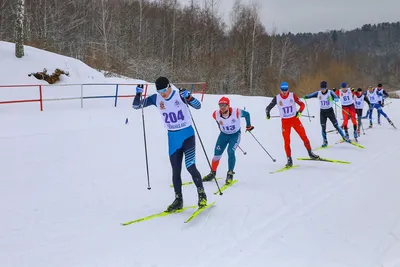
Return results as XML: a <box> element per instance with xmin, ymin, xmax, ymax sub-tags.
<box><xmin>357</xmin><ymin>129</ymin><xmax>361</xmax><ymax>136</ymax></box>
<box><xmin>353</xmin><ymin>130</ymin><xmax>358</xmax><ymax>141</ymax></box>
<box><xmin>202</xmin><ymin>171</ymin><xmax>216</xmax><ymax>182</ymax></box>
<box><xmin>166</xmin><ymin>193</ymin><xmax>183</xmax><ymax>212</ymax></box>
<box><xmin>344</xmin><ymin>129</ymin><xmax>349</xmax><ymax>140</ymax></box>
<box><xmin>226</xmin><ymin>170</ymin><xmax>235</xmax><ymax>185</ymax></box>
<box><xmin>369</xmin><ymin>121</ymin><xmax>373</xmax><ymax>128</ymax></box>
<box><xmin>321</xmin><ymin>140</ymin><xmax>328</xmax><ymax>148</ymax></box>
<box><xmin>197</xmin><ymin>188</ymin><xmax>207</xmax><ymax>208</ymax></box>
<box><xmin>308</xmin><ymin>150</ymin><xmax>320</xmax><ymax>160</ymax></box>
<box><xmin>286</xmin><ymin>156</ymin><xmax>293</xmax><ymax>167</ymax></box>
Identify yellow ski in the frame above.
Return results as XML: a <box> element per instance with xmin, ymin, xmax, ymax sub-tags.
<box><xmin>269</xmin><ymin>165</ymin><xmax>300</xmax><ymax>174</ymax></box>
<box><xmin>121</xmin><ymin>205</ymin><xmax>197</xmax><ymax>226</ymax></box>
<box><xmin>170</xmin><ymin>178</ymin><xmax>222</xmax><ymax>188</ymax></box>
<box><xmin>214</xmin><ymin>180</ymin><xmax>238</xmax><ymax>195</ymax></box>
<box><xmin>184</xmin><ymin>201</ymin><xmax>216</xmax><ymax>223</ymax></box>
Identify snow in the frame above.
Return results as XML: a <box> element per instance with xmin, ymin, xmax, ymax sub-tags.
<box><xmin>1</xmin><ymin>42</ymin><xmax>400</xmax><ymax>267</ymax></box>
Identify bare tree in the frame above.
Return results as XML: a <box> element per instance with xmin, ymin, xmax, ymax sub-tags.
<box><xmin>15</xmin><ymin>0</ymin><xmax>25</xmax><ymax>58</ymax></box>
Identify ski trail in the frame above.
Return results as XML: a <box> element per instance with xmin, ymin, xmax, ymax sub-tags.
<box><xmin>200</xmin><ymin>128</ymin><xmax>400</xmax><ymax>267</ymax></box>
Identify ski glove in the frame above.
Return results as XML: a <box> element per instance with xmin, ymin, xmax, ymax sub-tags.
<box><xmin>246</xmin><ymin>126</ymin><xmax>254</xmax><ymax>132</ymax></box>
<box><xmin>136</xmin><ymin>84</ymin><xmax>144</xmax><ymax>94</ymax></box>
<box><xmin>296</xmin><ymin>111</ymin><xmax>302</xmax><ymax>118</ymax></box>
<box><xmin>179</xmin><ymin>88</ymin><xmax>192</xmax><ymax>101</ymax></box>
<box><xmin>266</xmin><ymin>112</ymin><xmax>270</xmax><ymax>120</ymax></box>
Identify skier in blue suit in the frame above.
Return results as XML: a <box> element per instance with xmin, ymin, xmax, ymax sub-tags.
<box><xmin>132</xmin><ymin>76</ymin><xmax>207</xmax><ymax>212</ymax></box>
<box><xmin>303</xmin><ymin>81</ymin><xmax>350</xmax><ymax>147</ymax></box>
<box><xmin>365</xmin><ymin>85</ymin><xmax>395</xmax><ymax>128</ymax></box>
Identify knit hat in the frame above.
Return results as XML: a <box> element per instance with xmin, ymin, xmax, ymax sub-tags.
<box><xmin>218</xmin><ymin>97</ymin><xmax>230</xmax><ymax>106</ymax></box>
<box><xmin>155</xmin><ymin>76</ymin><xmax>169</xmax><ymax>90</ymax></box>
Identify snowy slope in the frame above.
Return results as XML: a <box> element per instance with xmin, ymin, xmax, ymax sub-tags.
<box><xmin>1</xmin><ymin>43</ymin><xmax>400</xmax><ymax>267</ymax></box>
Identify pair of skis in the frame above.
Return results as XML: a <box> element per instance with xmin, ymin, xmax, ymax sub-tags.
<box><xmin>121</xmin><ymin>201</ymin><xmax>217</xmax><ymax>226</ymax></box>
<box><xmin>269</xmin><ymin>156</ymin><xmax>351</xmax><ymax>174</ymax></box>
<box><xmin>122</xmin><ymin>179</ymin><xmax>238</xmax><ymax>226</ymax></box>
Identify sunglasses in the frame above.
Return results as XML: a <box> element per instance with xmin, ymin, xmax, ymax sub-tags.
<box><xmin>157</xmin><ymin>85</ymin><xmax>169</xmax><ymax>93</ymax></box>
<box><xmin>219</xmin><ymin>103</ymin><xmax>228</xmax><ymax>107</ymax></box>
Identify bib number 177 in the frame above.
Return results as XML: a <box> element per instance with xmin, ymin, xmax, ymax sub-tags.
<box><xmin>282</xmin><ymin>106</ymin><xmax>293</xmax><ymax>114</ymax></box>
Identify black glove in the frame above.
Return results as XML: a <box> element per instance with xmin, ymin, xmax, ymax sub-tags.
<box><xmin>266</xmin><ymin>112</ymin><xmax>270</xmax><ymax>120</ymax></box>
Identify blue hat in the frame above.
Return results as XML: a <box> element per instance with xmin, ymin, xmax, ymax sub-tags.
<box><xmin>341</xmin><ymin>82</ymin><xmax>347</xmax><ymax>88</ymax></box>
<box><xmin>280</xmin><ymin>82</ymin><xmax>289</xmax><ymax>91</ymax></box>
<box><xmin>320</xmin><ymin>81</ymin><xmax>327</xmax><ymax>89</ymax></box>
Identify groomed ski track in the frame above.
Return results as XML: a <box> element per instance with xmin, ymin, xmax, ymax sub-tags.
<box><xmin>1</xmin><ymin>94</ymin><xmax>399</xmax><ymax>267</ymax></box>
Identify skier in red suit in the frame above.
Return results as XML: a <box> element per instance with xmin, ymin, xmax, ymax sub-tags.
<box><xmin>265</xmin><ymin>82</ymin><xmax>319</xmax><ymax>167</ymax></box>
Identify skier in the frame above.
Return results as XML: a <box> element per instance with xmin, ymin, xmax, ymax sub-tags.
<box><xmin>303</xmin><ymin>81</ymin><xmax>350</xmax><ymax>147</ymax></box>
<box><xmin>202</xmin><ymin>97</ymin><xmax>254</xmax><ymax>185</ymax></box>
<box><xmin>132</xmin><ymin>77</ymin><xmax>207</xmax><ymax>212</ymax></box>
<box><xmin>365</xmin><ymin>85</ymin><xmax>395</xmax><ymax>128</ymax></box>
<box><xmin>336</xmin><ymin>82</ymin><xmax>358</xmax><ymax>140</ymax></box>
<box><xmin>265</xmin><ymin>81</ymin><xmax>319</xmax><ymax>167</ymax></box>
<box><xmin>354</xmin><ymin>87</ymin><xmax>370</xmax><ymax>135</ymax></box>
<box><xmin>376</xmin><ymin>83</ymin><xmax>390</xmax><ymax>123</ymax></box>
<box><xmin>362</xmin><ymin>83</ymin><xmax>389</xmax><ymax>120</ymax></box>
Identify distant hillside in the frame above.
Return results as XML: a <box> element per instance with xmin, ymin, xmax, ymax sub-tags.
<box><xmin>1</xmin><ymin>0</ymin><xmax>399</xmax><ymax>94</ymax></box>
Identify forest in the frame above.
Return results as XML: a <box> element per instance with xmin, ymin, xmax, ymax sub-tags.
<box><xmin>2</xmin><ymin>0</ymin><xmax>400</xmax><ymax>96</ymax></box>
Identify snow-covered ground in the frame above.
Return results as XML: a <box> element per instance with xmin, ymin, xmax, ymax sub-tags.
<box><xmin>1</xmin><ymin>42</ymin><xmax>400</xmax><ymax>267</ymax></box>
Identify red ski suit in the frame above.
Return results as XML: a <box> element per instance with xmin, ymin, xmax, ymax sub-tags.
<box><xmin>335</xmin><ymin>89</ymin><xmax>358</xmax><ymax>130</ymax></box>
<box><xmin>266</xmin><ymin>92</ymin><xmax>312</xmax><ymax>157</ymax></box>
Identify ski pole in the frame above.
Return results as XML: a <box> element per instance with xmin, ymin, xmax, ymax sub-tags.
<box><xmin>238</xmin><ymin>145</ymin><xmax>247</xmax><ymax>155</ymax></box>
<box><xmin>183</xmin><ymin>96</ymin><xmax>223</xmax><ymax>195</ymax></box>
<box><xmin>248</xmin><ymin>131</ymin><xmax>276</xmax><ymax>162</ymax></box>
<box><xmin>302</xmin><ymin>114</ymin><xmax>315</xmax><ymax>118</ymax></box>
<box><xmin>304</xmin><ymin>98</ymin><xmax>311</xmax><ymax>122</ymax></box>
<box><xmin>140</xmin><ymin>89</ymin><xmax>151</xmax><ymax>190</ymax></box>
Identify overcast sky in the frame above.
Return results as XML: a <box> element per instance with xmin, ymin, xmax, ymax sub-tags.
<box><xmin>180</xmin><ymin>0</ymin><xmax>400</xmax><ymax>33</ymax></box>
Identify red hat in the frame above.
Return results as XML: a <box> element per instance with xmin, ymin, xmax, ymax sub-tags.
<box><xmin>218</xmin><ymin>97</ymin><xmax>230</xmax><ymax>106</ymax></box>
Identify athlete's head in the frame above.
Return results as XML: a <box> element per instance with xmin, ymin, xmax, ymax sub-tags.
<box><xmin>377</xmin><ymin>83</ymin><xmax>383</xmax><ymax>89</ymax></box>
<box><xmin>218</xmin><ymin>96</ymin><xmax>230</xmax><ymax>113</ymax></box>
<box><xmin>320</xmin><ymin>81</ymin><xmax>328</xmax><ymax>92</ymax></box>
<box><xmin>356</xmin><ymin>88</ymin><xmax>363</xmax><ymax>95</ymax></box>
<box><xmin>280</xmin><ymin>81</ymin><xmax>289</xmax><ymax>96</ymax></box>
<box><xmin>340</xmin><ymin>82</ymin><xmax>347</xmax><ymax>90</ymax></box>
<box><xmin>155</xmin><ymin>76</ymin><xmax>172</xmax><ymax>99</ymax></box>
<box><xmin>368</xmin><ymin>85</ymin><xmax>374</xmax><ymax>92</ymax></box>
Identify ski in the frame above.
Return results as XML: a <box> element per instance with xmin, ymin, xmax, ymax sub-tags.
<box><xmin>184</xmin><ymin>201</ymin><xmax>216</xmax><ymax>223</ymax></box>
<box><xmin>297</xmin><ymin>157</ymin><xmax>351</xmax><ymax>164</ymax></box>
<box><xmin>121</xmin><ymin>205</ymin><xmax>197</xmax><ymax>226</ymax></box>
<box><xmin>336</xmin><ymin>139</ymin><xmax>365</xmax><ymax>149</ymax></box>
<box><xmin>214</xmin><ymin>180</ymin><xmax>238</xmax><ymax>195</ymax></box>
<box><xmin>170</xmin><ymin>178</ymin><xmax>222</xmax><ymax>188</ymax></box>
<box><xmin>269</xmin><ymin>165</ymin><xmax>300</xmax><ymax>174</ymax></box>
<box><xmin>314</xmin><ymin>145</ymin><xmax>332</xmax><ymax>151</ymax></box>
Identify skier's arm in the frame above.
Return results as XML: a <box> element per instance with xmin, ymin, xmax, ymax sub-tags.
<box><xmin>240</xmin><ymin>109</ymin><xmax>251</xmax><ymax>127</ymax></box>
<box><xmin>364</xmin><ymin>95</ymin><xmax>371</xmax><ymax>105</ymax></box>
<box><xmin>330</xmin><ymin>91</ymin><xmax>339</xmax><ymax>101</ymax></box>
<box><xmin>179</xmin><ymin>89</ymin><xmax>201</xmax><ymax>110</ymax></box>
<box><xmin>303</xmin><ymin>91</ymin><xmax>318</xmax><ymax>99</ymax></box>
<box><xmin>294</xmin><ymin>94</ymin><xmax>305</xmax><ymax>113</ymax></box>
<box><xmin>265</xmin><ymin>96</ymin><xmax>277</xmax><ymax>115</ymax></box>
<box><xmin>132</xmin><ymin>93</ymin><xmax>157</xmax><ymax>109</ymax></box>
<box><xmin>383</xmin><ymin>90</ymin><xmax>389</xmax><ymax>98</ymax></box>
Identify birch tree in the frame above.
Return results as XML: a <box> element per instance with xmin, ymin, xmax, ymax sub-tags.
<box><xmin>15</xmin><ymin>0</ymin><xmax>25</xmax><ymax>58</ymax></box>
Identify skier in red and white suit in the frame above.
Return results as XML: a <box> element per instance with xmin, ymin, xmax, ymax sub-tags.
<box><xmin>265</xmin><ymin>82</ymin><xmax>319</xmax><ymax>167</ymax></box>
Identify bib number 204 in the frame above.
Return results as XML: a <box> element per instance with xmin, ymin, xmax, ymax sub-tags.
<box><xmin>163</xmin><ymin>110</ymin><xmax>185</xmax><ymax>123</ymax></box>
